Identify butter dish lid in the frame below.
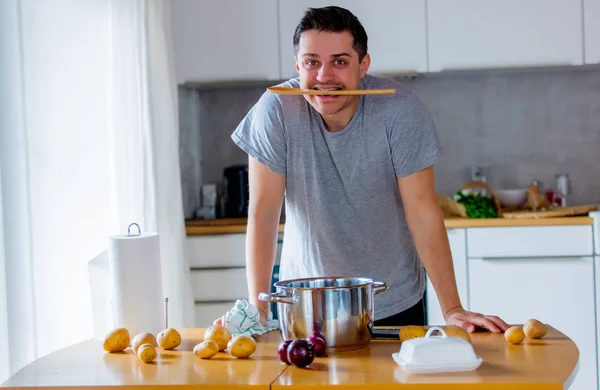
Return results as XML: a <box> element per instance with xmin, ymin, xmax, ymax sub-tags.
<box><xmin>392</xmin><ymin>326</ymin><xmax>483</xmax><ymax>374</ymax></box>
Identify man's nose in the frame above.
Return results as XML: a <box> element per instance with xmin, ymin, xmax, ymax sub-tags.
<box><xmin>317</xmin><ymin>63</ymin><xmax>333</xmax><ymax>83</ymax></box>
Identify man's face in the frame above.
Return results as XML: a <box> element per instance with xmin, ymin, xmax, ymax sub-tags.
<box><xmin>295</xmin><ymin>30</ymin><xmax>370</xmax><ymax>118</ymax></box>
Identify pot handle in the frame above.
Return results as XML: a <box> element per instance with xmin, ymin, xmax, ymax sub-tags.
<box><xmin>372</xmin><ymin>281</ymin><xmax>388</xmax><ymax>295</ymax></box>
<box><xmin>258</xmin><ymin>292</ymin><xmax>297</xmax><ymax>305</ymax></box>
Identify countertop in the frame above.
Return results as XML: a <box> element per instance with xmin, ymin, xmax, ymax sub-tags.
<box><xmin>186</xmin><ymin>216</ymin><xmax>594</xmax><ymax>235</ymax></box>
<box><xmin>1</xmin><ymin>326</ymin><xmax>578</xmax><ymax>390</ymax></box>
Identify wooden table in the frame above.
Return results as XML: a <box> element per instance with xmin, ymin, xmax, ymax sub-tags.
<box><xmin>275</xmin><ymin>326</ymin><xmax>579</xmax><ymax>390</ymax></box>
<box><xmin>1</xmin><ymin>328</ymin><xmax>286</xmax><ymax>390</ymax></box>
<box><xmin>1</xmin><ymin>326</ymin><xmax>578</xmax><ymax>389</ymax></box>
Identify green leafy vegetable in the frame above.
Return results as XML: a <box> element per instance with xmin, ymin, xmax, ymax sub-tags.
<box><xmin>454</xmin><ymin>191</ymin><xmax>498</xmax><ymax>219</ymax></box>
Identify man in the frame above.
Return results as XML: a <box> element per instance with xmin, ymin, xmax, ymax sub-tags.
<box><xmin>221</xmin><ymin>6</ymin><xmax>509</xmax><ymax>333</ymax></box>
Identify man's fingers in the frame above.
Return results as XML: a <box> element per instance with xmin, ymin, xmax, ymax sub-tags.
<box><xmin>486</xmin><ymin>315</ymin><xmax>510</xmax><ymax>332</ymax></box>
<box><xmin>447</xmin><ymin>318</ymin><xmax>475</xmax><ymax>333</ymax></box>
<box><xmin>469</xmin><ymin>316</ymin><xmax>501</xmax><ymax>333</ymax></box>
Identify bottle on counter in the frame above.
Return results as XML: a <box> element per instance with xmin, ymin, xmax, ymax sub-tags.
<box><xmin>555</xmin><ymin>174</ymin><xmax>571</xmax><ymax>208</ymax></box>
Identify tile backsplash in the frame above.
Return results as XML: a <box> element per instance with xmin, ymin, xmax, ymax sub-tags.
<box><xmin>179</xmin><ymin>66</ymin><xmax>600</xmax><ymax>219</ymax></box>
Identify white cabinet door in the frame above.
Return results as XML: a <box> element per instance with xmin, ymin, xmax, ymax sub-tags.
<box><xmin>195</xmin><ymin>302</ymin><xmax>237</xmax><ymax>328</ymax></box>
<box><xmin>190</xmin><ymin>268</ymin><xmax>248</xmax><ymax>302</ymax></box>
<box><xmin>585</xmin><ymin>0</ymin><xmax>600</xmax><ymax>64</ymax></box>
<box><xmin>170</xmin><ymin>0</ymin><xmax>280</xmax><ymax>84</ymax></box>
<box><xmin>426</xmin><ymin>229</ymin><xmax>468</xmax><ymax>326</ymax></box>
<box><xmin>278</xmin><ymin>0</ymin><xmax>427</xmax><ymax>80</ymax></box>
<box><xmin>186</xmin><ymin>234</ymin><xmax>246</xmax><ymax>268</ymax></box>
<box><xmin>427</xmin><ymin>0</ymin><xmax>584</xmax><ymax>72</ymax></box>
<box><xmin>469</xmin><ymin>256</ymin><xmax>597</xmax><ymax>390</ymax></box>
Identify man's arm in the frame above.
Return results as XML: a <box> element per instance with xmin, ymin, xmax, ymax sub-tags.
<box><xmin>245</xmin><ymin>156</ymin><xmax>286</xmax><ymax>323</ymax></box>
<box><xmin>397</xmin><ymin>166</ymin><xmax>509</xmax><ymax>333</ymax></box>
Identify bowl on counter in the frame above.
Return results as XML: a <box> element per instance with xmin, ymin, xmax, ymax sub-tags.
<box><xmin>495</xmin><ymin>189</ymin><xmax>527</xmax><ymax>207</ymax></box>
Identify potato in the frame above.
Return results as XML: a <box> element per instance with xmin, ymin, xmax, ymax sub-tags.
<box><xmin>227</xmin><ymin>335</ymin><xmax>256</xmax><ymax>358</ymax></box>
<box><xmin>399</xmin><ymin>325</ymin><xmax>426</xmax><ymax>342</ymax></box>
<box><xmin>204</xmin><ymin>325</ymin><xmax>232</xmax><ymax>351</ymax></box>
<box><xmin>157</xmin><ymin>328</ymin><xmax>181</xmax><ymax>350</ymax></box>
<box><xmin>103</xmin><ymin>327</ymin><xmax>130</xmax><ymax>352</ymax></box>
<box><xmin>132</xmin><ymin>332</ymin><xmax>158</xmax><ymax>354</ymax></box>
<box><xmin>443</xmin><ymin>325</ymin><xmax>472</xmax><ymax>343</ymax></box>
<box><xmin>523</xmin><ymin>319</ymin><xmax>547</xmax><ymax>339</ymax></box>
<box><xmin>193</xmin><ymin>340</ymin><xmax>219</xmax><ymax>359</ymax></box>
<box><xmin>137</xmin><ymin>343</ymin><xmax>157</xmax><ymax>363</ymax></box>
<box><xmin>505</xmin><ymin>326</ymin><xmax>525</xmax><ymax>345</ymax></box>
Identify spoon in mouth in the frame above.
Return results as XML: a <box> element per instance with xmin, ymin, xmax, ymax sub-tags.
<box><xmin>267</xmin><ymin>86</ymin><xmax>396</xmax><ymax>95</ymax></box>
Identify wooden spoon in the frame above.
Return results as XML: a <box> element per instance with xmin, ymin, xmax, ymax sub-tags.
<box><xmin>267</xmin><ymin>86</ymin><xmax>396</xmax><ymax>95</ymax></box>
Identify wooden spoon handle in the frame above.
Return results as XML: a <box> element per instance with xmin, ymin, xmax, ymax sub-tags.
<box><xmin>267</xmin><ymin>87</ymin><xmax>396</xmax><ymax>95</ymax></box>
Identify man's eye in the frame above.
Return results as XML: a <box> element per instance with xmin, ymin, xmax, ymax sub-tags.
<box><xmin>305</xmin><ymin>60</ymin><xmax>318</xmax><ymax>67</ymax></box>
<box><xmin>334</xmin><ymin>59</ymin><xmax>347</xmax><ymax>66</ymax></box>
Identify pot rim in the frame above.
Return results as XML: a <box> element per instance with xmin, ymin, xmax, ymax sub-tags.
<box><xmin>273</xmin><ymin>276</ymin><xmax>380</xmax><ymax>291</ymax></box>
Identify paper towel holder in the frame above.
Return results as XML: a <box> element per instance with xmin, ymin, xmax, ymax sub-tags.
<box><xmin>127</xmin><ymin>223</ymin><xmax>141</xmax><ymax>237</ymax></box>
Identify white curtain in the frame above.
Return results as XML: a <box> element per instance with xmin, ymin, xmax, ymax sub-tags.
<box><xmin>108</xmin><ymin>0</ymin><xmax>194</xmax><ymax>332</ymax></box>
<box><xmin>0</xmin><ymin>0</ymin><xmax>193</xmax><ymax>382</ymax></box>
<box><xmin>0</xmin><ymin>160</ymin><xmax>9</xmax><ymax>382</ymax></box>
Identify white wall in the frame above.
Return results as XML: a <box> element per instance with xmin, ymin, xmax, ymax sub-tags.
<box><xmin>1</xmin><ymin>0</ymin><xmax>112</xmax><ymax>377</ymax></box>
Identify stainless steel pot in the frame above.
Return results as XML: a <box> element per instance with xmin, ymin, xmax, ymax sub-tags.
<box><xmin>258</xmin><ymin>276</ymin><xmax>388</xmax><ymax>352</ymax></box>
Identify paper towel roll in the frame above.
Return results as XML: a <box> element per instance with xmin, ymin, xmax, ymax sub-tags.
<box><xmin>108</xmin><ymin>230</ymin><xmax>165</xmax><ymax>338</ymax></box>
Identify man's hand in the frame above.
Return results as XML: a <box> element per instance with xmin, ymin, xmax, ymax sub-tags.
<box><xmin>444</xmin><ymin>306</ymin><xmax>510</xmax><ymax>333</ymax></box>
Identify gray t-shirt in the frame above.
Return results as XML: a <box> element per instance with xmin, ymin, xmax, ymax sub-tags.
<box><xmin>231</xmin><ymin>74</ymin><xmax>444</xmax><ymax>320</ymax></box>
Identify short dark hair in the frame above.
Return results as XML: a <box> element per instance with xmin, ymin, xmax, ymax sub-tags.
<box><xmin>293</xmin><ymin>6</ymin><xmax>368</xmax><ymax>62</ymax></box>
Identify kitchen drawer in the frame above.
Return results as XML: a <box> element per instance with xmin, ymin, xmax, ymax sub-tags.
<box><xmin>467</xmin><ymin>225</ymin><xmax>593</xmax><ymax>258</ymax></box>
<box><xmin>186</xmin><ymin>234</ymin><xmax>246</xmax><ymax>268</ymax></box>
<box><xmin>191</xmin><ymin>268</ymin><xmax>248</xmax><ymax>302</ymax></box>
<box><xmin>194</xmin><ymin>302</ymin><xmax>236</xmax><ymax>328</ymax></box>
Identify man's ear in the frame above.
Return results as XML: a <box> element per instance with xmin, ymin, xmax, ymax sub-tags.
<box><xmin>360</xmin><ymin>53</ymin><xmax>371</xmax><ymax>77</ymax></box>
<box><xmin>295</xmin><ymin>56</ymin><xmax>300</xmax><ymax>73</ymax></box>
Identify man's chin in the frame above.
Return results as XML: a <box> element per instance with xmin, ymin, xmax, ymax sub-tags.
<box><xmin>309</xmin><ymin>102</ymin><xmax>341</xmax><ymax>117</ymax></box>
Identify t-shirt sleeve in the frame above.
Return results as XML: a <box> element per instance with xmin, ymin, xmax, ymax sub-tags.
<box><xmin>389</xmin><ymin>92</ymin><xmax>444</xmax><ymax>178</ymax></box>
<box><xmin>231</xmin><ymin>91</ymin><xmax>287</xmax><ymax>175</ymax></box>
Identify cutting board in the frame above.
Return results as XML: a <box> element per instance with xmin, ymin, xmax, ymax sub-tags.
<box><xmin>501</xmin><ymin>204</ymin><xmax>598</xmax><ymax>219</ymax></box>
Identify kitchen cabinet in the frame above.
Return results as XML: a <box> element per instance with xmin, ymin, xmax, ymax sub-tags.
<box><xmin>469</xmin><ymin>256</ymin><xmax>597</xmax><ymax>390</ymax></box>
<box><xmin>467</xmin><ymin>225</ymin><xmax>597</xmax><ymax>390</ymax></box>
<box><xmin>425</xmin><ymin>229</ymin><xmax>468</xmax><ymax>326</ymax></box>
<box><xmin>277</xmin><ymin>0</ymin><xmax>428</xmax><ymax>80</ymax></box>
<box><xmin>427</xmin><ymin>0</ymin><xmax>584</xmax><ymax>72</ymax></box>
<box><xmin>194</xmin><ymin>301</ymin><xmax>238</xmax><ymax>328</ymax></box>
<box><xmin>191</xmin><ymin>268</ymin><xmax>248</xmax><ymax>303</ymax></box>
<box><xmin>585</xmin><ymin>0</ymin><xmax>600</xmax><ymax>64</ymax></box>
<box><xmin>169</xmin><ymin>0</ymin><xmax>280</xmax><ymax>84</ymax></box>
<box><xmin>186</xmin><ymin>234</ymin><xmax>246</xmax><ymax>268</ymax></box>
<box><xmin>186</xmin><ymin>233</ymin><xmax>284</xmax><ymax>327</ymax></box>
<box><xmin>187</xmin><ymin>234</ymin><xmax>247</xmax><ymax>326</ymax></box>
<box><xmin>467</xmin><ymin>225</ymin><xmax>594</xmax><ymax>258</ymax></box>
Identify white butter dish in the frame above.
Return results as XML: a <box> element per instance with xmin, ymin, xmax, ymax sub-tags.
<box><xmin>392</xmin><ymin>326</ymin><xmax>483</xmax><ymax>374</ymax></box>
